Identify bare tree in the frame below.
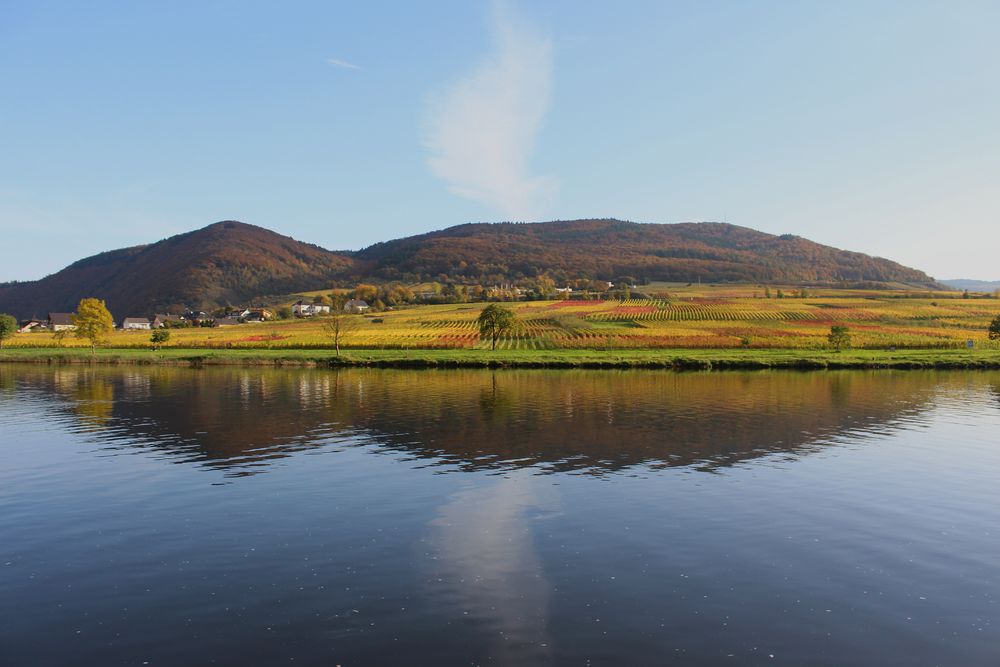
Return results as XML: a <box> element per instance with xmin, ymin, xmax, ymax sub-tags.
<box><xmin>322</xmin><ymin>312</ymin><xmax>360</xmax><ymax>356</ymax></box>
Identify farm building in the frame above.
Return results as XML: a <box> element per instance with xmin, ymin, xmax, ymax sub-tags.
<box><xmin>121</xmin><ymin>317</ymin><xmax>151</xmax><ymax>330</ymax></box>
<box><xmin>293</xmin><ymin>301</ymin><xmax>331</xmax><ymax>317</ymax></box>
<box><xmin>48</xmin><ymin>313</ymin><xmax>76</xmax><ymax>331</ymax></box>
<box><xmin>152</xmin><ymin>314</ymin><xmax>181</xmax><ymax>328</ymax></box>
<box><xmin>344</xmin><ymin>299</ymin><xmax>370</xmax><ymax>314</ymax></box>
<box><xmin>17</xmin><ymin>319</ymin><xmax>46</xmax><ymax>333</ymax></box>
<box><xmin>244</xmin><ymin>309</ymin><xmax>273</xmax><ymax>322</ymax></box>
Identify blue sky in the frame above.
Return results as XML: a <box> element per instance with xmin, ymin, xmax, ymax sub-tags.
<box><xmin>2</xmin><ymin>0</ymin><xmax>998</xmax><ymax>281</ymax></box>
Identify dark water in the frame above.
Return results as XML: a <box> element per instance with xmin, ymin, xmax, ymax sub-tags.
<box><xmin>1</xmin><ymin>367</ymin><xmax>998</xmax><ymax>666</ymax></box>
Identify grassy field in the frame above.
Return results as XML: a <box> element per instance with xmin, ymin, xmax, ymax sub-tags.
<box><xmin>3</xmin><ymin>346</ymin><xmax>1000</xmax><ymax>370</ymax></box>
<box><xmin>8</xmin><ymin>285</ymin><xmax>1000</xmax><ymax>354</ymax></box>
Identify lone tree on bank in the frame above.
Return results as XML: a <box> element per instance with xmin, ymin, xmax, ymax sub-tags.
<box><xmin>150</xmin><ymin>328</ymin><xmax>170</xmax><ymax>351</ymax></box>
<box><xmin>828</xmin><ymin>325</ymin><xmax>852</xmax><ymax>351</ymax></box>
<box><xmin>322</xmin><ymin>312</ymin><xmax>359</xmax><ymax>356</ymax></box>
<box><xmin>72</xmin><ymin>298</ymin><xmax>115</xmax><ymax>354</ymax></box>
<box><xmin>478</xmin><ymin>304</ymin><xmax>517</xmax><ymax>351</ymax></box>
<box><xmin>989</xmin><ymin>315</ymin><xmax>1000</xmax><ymax>340</ymax></box>
<box><xmin>0</xmin><ymin>313</ymin><xmax>17</xmax><ymax>348</ymax></box>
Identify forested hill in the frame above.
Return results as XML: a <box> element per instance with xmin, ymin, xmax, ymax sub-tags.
<box><xmin>356</xmin><ymin>219</ymin><xmax>939</xmax><ymax>286</ymax></box>
<box><xmin>0</xmin><ymin>218</ymin><xmax>940</xmax><ymax>318</ymax></box>
<box><xmin>0</xmin><ymin>221</ymin><xmax>359</xmax><ymax>318</ymax></box>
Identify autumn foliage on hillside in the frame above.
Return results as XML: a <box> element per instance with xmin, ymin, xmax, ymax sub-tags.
<box><xmin>0</xmin><ymin>221</ymin><xmax>359</xmax><ymax>318</ymax></box>
<box><xmin>356</xmin><ymin>219</ymin><xmax>938</xmax><ymax>286</ymax></box>
<box><xmin>0</xmin><ymin>218</ymin><xmax>940</xmax><ymax>319</ymax></box>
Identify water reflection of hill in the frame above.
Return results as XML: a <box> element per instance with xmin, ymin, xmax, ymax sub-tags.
<box><xmin>2</xmin><ymin>366</ymin><xmax>979</xmax><ymax>476</ymax></box>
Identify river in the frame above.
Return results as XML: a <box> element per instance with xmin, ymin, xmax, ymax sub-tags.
<box><xmin>1</xmin><ymin>366</ymin><xmax>998</xmax><ymax>665</ymax></box>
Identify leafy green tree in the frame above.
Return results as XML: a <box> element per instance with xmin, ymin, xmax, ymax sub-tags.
<box><xmin>276</xmin><ymin>306</ymin><xmax>293</xmax><ymax>320</ymax></box>
<box><xmin>150</xmin><ymin>329</ymin><xmax>170</xmax><ymax>350</ymax></box>
<box><xmin>72</xmin><ymin>298</ymin><xmax>115</xmax><ymax>354</ymax></box>
<box><xmin>477</xmin><ymin>304</ymin><xmax>517</xmax><ymax>351</ymax></box>
<box><xmin>828</xmin><ymin>325</ymin><xmax>852</xmax><ymax>351</ymax></box>
<box><xmin>0</xmin><ymin>313</ymin><xmax>17</xmax><ymax>348</ymax></box>
<box><xmin>989</xmin><ymin>315</ymin><xmax>1000</xmax><ymax>340</ymax></box>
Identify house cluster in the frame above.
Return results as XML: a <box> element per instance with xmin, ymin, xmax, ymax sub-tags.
<box><xmin>17</xmin><ymin>307</ymin><xmax>275</xmax><ymax>333</ymax></box>
<box><xmin>486</xmin><ymin>284</ymin><xmax>528</xmax><ymax>299</ymax></box>
<box><xmin>123</xmin><ymin>307</ymin><xmax>274</xmax><ymax>330</ymax></box>
<box><xmin>17</xmin><ymin>312</ymin><xmax>77</xmax><ymax>333</ymax></box>
<box><xmin>145</xmin><ymin>307</ymin><xmax>274</xmax><ymax>329</ymax></box>
<box><xmin>291</xmin><ymin>299</ymin><xmax>370</xmax><ymax>316</ymax></box>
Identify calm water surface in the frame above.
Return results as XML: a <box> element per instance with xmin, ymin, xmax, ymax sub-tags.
<box><xmin>1</xmin><ymin>366</ymin><xmax>998</xmax><ymax>666</ymax></box>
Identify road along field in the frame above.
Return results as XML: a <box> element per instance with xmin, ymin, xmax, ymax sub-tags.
<box><xmin>9</xmin><ymin>291</ymin><xmax>1000</xmax><ymax>352</ymax></box>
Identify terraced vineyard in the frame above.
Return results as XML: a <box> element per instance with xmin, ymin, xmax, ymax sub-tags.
<box><xmin>11</xmin><ymin>287</ymin><xmax>1000</xmax><ymax>352</ymax></box>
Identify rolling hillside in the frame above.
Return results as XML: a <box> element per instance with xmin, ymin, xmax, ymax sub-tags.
<box><xmin>0</xmin><ymin>218</ymin><xmax>941</xmax><ymax>319</ymax></box>
<box><xmin>0</xmin><ymin>221</ymin><xmax>358</xmax><ymax>318</ymax></box>
<box><xmin>357</xmin><ymin>219</ymin><xmax>939</xmax><ymax>286</ymax></box>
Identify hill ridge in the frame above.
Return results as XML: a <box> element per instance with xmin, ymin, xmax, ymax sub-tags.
<box><xmin>0</xmin><ymin>218</ymin><xmax>941</xmax><ymax>318</ymax></box>
<box><xmin>354</xmin><ymin>218</ymin><xmax>935</xmax><ymax>287</ymax></box>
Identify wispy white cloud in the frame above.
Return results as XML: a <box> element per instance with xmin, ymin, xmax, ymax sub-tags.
<box><xmin>327</xmin><ymin>58</ymin><xmax>361</xmax><ymax>70</ymax></box>
<box><xmin>423</xmin><ymin>1</ymin><xmax>556</xmax><ymax>220</ymax></box>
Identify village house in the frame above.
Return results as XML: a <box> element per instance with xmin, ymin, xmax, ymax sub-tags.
<box><xmin>488</xmin><ymin>284</ymin><xmax>526</xmax><ymax>299</ymax></box>
<box><xmin>121</xmin><ymin>317</ymin><xmax>151</xmax><ymax>330</ymax></box>
<box><xmin>17</xmin><ymin>319</ymin><xmax>46</xmax><ymax>333</ymax></box>
<box><xmin>151</xmin><ymin>314</ymin><xmax>181</xmax><ymax>328</ymax></box>
<box><xmin>48</xmin><ymin>312</ymin><xmax>76</xmax><ymax>331</ymax></box>
<box><xmin>244</xmin><ymin>308</ymin><xmax>273</xmax><ymax>322</ymax></box>
<box><xmin>208</xmin><ymin>307</ymin><xmax>274</xmax><ymax>323</ymax></box>
<box><xmin>343</xmin><ymin>299</ymin><xmax>370</xmax><ymax>314</ymax></box>
<box><xmin>292</xmin><ymin>300</ymin><xmax>331</xmax><ymax>317</ymax></box>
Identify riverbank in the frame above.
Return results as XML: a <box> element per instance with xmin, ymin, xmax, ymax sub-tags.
<box><xmin>3</xmin><ymin>347</ymin><xmax>1000</xmax><ymax>369</ymax></box>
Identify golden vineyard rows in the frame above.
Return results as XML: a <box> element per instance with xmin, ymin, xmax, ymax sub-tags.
<box><xmin>13</xmin><ymin>293</ymin><xmax>1000</xmax><ymax>351</ymax></box>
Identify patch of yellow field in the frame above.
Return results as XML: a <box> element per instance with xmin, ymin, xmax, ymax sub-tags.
<box><xmin>10</xmin><ymin>288</ymin><xmax>1000</xmax><ymax>352</ymax></box>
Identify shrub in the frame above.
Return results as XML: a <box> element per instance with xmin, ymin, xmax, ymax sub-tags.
<box><xmin>828</xmin><ymin>325</ymin><xmax>852</xmax><ymax>351</ymax></box>
<box><xmin>989</xmin><ymin>315</ymin><xmax>1000</xmax><ymax>340</ymax></box>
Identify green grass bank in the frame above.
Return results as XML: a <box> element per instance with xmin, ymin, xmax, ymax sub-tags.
<box><xmin>3</xmin><ymin>347</ymin><xmax>1000</xmax><ymax>370</ymax></box>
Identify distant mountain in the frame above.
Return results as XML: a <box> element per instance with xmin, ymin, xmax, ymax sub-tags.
<box><xmin>0</xmin><ymin>221</ymin><xmax>358</xmax><ymax>319</ymax></box>
<box><xmin>941</xmin><ymin>279</ymin><xmax>1000</xmax><ymax>292</ymax></box>
<box><xmin>356</xmin><ymin>219</ymin><xmax>940</xmax><ymax>287</ymax></box>
<box><xmin>0</xmin><ymin>218</ymin><xmax>941</xmax><ymax>319</ymax></box>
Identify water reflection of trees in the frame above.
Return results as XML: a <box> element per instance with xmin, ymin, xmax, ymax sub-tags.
<box><xmin>4</xmin><ymin>366</ymin><xmax>991</xmax><ymax>477</ymax></box>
